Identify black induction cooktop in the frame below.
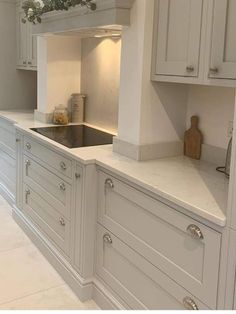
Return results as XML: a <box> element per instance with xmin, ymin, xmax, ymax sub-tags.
<box><xmin>30</xmin><ymin>125</ymin><xmax>114</xmax><ymax>149</ymax></box>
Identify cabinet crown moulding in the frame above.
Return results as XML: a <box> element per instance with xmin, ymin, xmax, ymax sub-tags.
<box><xmin>32</xmin><ymin>0</ymin><xmax>134</xmax><ymax>36</ymax></box>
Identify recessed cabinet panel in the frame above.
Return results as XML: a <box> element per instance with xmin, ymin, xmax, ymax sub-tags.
<box><xmin>209</xmin><ymin>0</ymin><xmax>236</xmax><ymax>79</ymax></box>
<box><xmin>27</xmin><ymin>24</ymin><xmax>37</xmax><ymax>68</ymax></box>
<box><xmin>155</xmin><ymin>0</ymin><xmax>203</xmax><ymax>77</ymax></box>
<box><xmin>16</xmin><ymin>8</ymin><xmax>27</xmax><ymax>68</ymax></box>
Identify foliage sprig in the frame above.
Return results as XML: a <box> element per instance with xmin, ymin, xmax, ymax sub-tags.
<box><xmin>22</xmin><ymin>0</ymin><xmax>96</xmax><ymax>24</ymax></box>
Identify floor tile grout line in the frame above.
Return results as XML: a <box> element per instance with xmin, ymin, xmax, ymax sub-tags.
<box><xmin>0</xmin><ymin>283</ymin><xmax>67</xmax><ymax>307</ymax></box>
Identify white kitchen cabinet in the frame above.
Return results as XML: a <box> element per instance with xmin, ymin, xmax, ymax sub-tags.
<box><xmin>152</xmin><ymin>0</ymin><xmax>236</xmax><ymax>86</ymax></box>
<box><xmin>154</xmin><ymin>0</ymin><xmax>203</xmax><ymax>78</ymax></box>
<box><xmin>0</xmin><ymin>118</ymin><xmax>16</xmax><ymax>205</ymax></box>
<box><xmin>74</xmin><ymin>164</ymin><xmax>83</xmax><ymax>274</ymax></box>
<box><xmin>16</xmin><ymin>4</ymin><xmax>37</xmax><ymax>70</ymax></box>
<box><xmin>208</xmin><ymin>0</ymin><xmax>236</xmax><ymax>80</ymax></box>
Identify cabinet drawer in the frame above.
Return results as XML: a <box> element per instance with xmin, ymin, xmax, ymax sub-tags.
<box><xmin>96</xmin><ymin>225</ymin><xmax>209</xmax><ymax>310</ymax></box>
<box><xmin>23</xmin><ymin>137</ymin><xmax>72</xmax><ymax>178</ymax></box>
<box><xmin>23</xmin><ymin>156</ymin><xmax>72</xmax><ymax>219</ymax></box>
<box><xmin>0</xmin><ymin>150</ymin><xmax>16</xmax><ymax>197</ymax></box>
<box><xmin>23</xmin><ymin>184</ymin><xmax>70</xmax><ymax>256</ymax></box>
<box><xmin>0</xmin><ymin>119</ymin><xmax>16</xmax><ymax>158</ymax></box>
<box><xmin>98</xmin><ymin>171</ymin><xmax>221</xmax><ymax>309</ymax></box>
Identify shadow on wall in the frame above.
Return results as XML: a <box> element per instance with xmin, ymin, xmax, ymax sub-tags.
<box><xmin>152</xmin><ymin>81</ymin><xmax>189</xmax><ymax>140</ymax></box>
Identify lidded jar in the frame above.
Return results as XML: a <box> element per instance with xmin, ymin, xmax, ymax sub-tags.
<box><xmin>53</xmin><ymin>105</ymin><xmax>69</xmax><ymax>125</ymax></box>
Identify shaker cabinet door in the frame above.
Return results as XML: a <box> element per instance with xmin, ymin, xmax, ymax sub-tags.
<box><xmin>155</xmin><ymin>0</ymin><xmax>203</xmax><ymax>77</ymax></box>
<box><xmin>16</xmin><ymin>8</ymin><xmax>27</xmax><ymax>68</ymax></box>
<box><xmin>209</xmin><ymin>0</ymin><xmax>236</xmax><ymax>79</ymax></box>
<box><xmin>27</xmin><ymin>23</ymin><xmax>37</xmax><ymax>68</ymax></box>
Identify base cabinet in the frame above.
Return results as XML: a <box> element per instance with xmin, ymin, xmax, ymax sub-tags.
<box><xmin>11</xmin><ymin>131</ymin><xmax>224</xmax><ymax>310</ymax></box>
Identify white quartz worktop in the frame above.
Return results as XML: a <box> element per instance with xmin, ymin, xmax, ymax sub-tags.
<box><xmin>0</xmin><ymin>110</ymin><xmax>228</xmax><ymax>227</ymax></box>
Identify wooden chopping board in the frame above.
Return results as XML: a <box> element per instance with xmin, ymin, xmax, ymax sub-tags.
<box><xmin>184</xmin><ymin>116</ymin><xmax>203</xmax><ymax>160</ymax></box>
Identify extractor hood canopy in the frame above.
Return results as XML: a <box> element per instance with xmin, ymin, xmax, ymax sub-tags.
<box><xmin>33</xmin><ymin>0</ymin><xmax>134</xmax><ymax>36</ymax></box>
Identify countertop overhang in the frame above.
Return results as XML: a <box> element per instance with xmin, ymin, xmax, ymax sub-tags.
<box><xmin>33</xmin><ymin>0</ymin><xmax>134</xmax><ymax>36</ymax></box>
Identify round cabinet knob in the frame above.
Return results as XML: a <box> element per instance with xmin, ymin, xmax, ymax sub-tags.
<box><xmin>25</xmin><ymin>159</ymin><xmax>31</xmax><ymax>166</ymax></box>
<box><xmin>186</xmin><ymin>65</ymin><xmax>195</xmax><ymax>73</ymax></box>
<box><xmin>75</xmin><ymin>173</ymin><xmax>81</xmax><ymax>179</ymax></box>
<box><xmin>103</xmin><ymin>233</ymin><xmax>113</xmax><ymax>244</ymax></box>
<box><xmin>26</xmin><ymin>143</ymin><xmax>31</xmax><ymax>150</ymax></box>
<box><xmin>105</xmin><ymin>178</ymin><xmax>114</xmax><ymax>189</ymax></box>
<box><xmin>60</xmin><ymin>161</ymin><xmax>67</xmax><ymax>171</ymax></box>
<box><xmin>59</xmin><ymin>218</ymin><xmax>66</xmax><ymax>226</ymax></box>
<box><xmin>187</xmin><ymin>224</ymin><xmax>204</xmax><ymax>240</ymax></box>
<box><xmin>209</xmin><ymin>67</ymin><xmax>219</xmax><ymax>74</ymax></box>
<box><xmin>59</xmin><ymin>183</ymin><xmax>66</xmax><ymax>191</ymax></box>
<box><xmin>16</xmin><ymin>138</ymin><xmax>20</xmax><ymax>143</ymax></box>
<box><xmin>28</xmin><ymin>61</ymin><xmax>32</xmax><ymax>65</ymax></box>
<box><xmin>183</xmin><ymin>297</ymin><xmax>199</xmax><ymax>310</ymax></box>
<box><xmin>23</xmin><ymin>61</ymin><xmax>27</xmax><ymax>65</ymax></box>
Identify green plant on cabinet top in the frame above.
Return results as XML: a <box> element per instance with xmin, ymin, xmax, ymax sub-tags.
<box><xmin>22</xmin><ymin>0</ymin><xmax>96</xmax><ymax>24</ymax></box>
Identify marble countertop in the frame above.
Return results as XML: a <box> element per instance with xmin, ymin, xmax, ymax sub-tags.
<box><xmin>0</xmin><ymin>110</ymin><xmax>228</xmax><ymax>227</ymax></box>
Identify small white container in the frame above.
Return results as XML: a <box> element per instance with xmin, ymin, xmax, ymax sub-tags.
<box><xmin>71</xmin><ymin>94</ymin><xmax>86</xmax><ymax>123</ymax></box>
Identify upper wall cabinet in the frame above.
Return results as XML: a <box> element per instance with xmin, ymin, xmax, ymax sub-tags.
<box><xmin>152</xmin><ymin>0</ymin><xmax>236</xmax><ymax>87</ymax></box>
<box><xmin>155</xmin><ymin>0</ymin><xmax>203</xmax><ymax>78</ymax></box>
<box><xmin>209</xmin><ymin>0</ymin><xmax>236</xmax><ymax>80</ymax></box>
<box><xmin>16</xmin><ymin>3</ymin><xmax>37</xmax><ymax>71</ymax></box>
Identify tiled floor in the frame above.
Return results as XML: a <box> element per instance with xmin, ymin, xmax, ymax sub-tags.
<box><xmin>0</xmin><ymin>196</ymin><xmax>99</xmax><ymax>310</ymax></box>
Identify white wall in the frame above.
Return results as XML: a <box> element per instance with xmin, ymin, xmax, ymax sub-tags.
<box><xmin>0</xmin><ymin>0</ymin><xmax>37</xmax><ymax>110</ymax></box>
<box><xmin>37</xmin><ymin>36</ymin><xmax>81</xmax><ymax>114</ymax></box>
<box><xmin>81</xmin><ymin>37</ymin><xmax>121</xmax><ymax>133</ymax></box>
<box><xmin>186</xmin><ymin>85</ymin><xmax>235</xmax><ymax>149</ymax></box>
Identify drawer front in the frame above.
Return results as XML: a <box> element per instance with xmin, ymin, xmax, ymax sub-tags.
<box><xmin>23</xmin><ymin>156</ymin><xmax>72</xmax><ymax>219</ymax></box>
<box><xmin>23</xmin><ymin>184</ymin><xmax>70</xmax><ymax>255</ymax></box>
<box><xmin>98</xmin><ymin>171</ymin><xmax>221</xmax><ymax>309</ymax></box>
<box><xmin>0</xmin><ymin>150</ymin><xmax>16</xmax><ymax>196</ymax></box>
<box><xmin>96</xmin><ymin>225</ymin><xmax>209</xmax><ymax>310</ymax></box>
<box><xmin>23</xmin><ymin>137</ymin><xmax>72</xmax><ymax>178</ymax></box>
<box><xmin>0</xmin><ymin>119</ymin><xmax>16</xmax><ymax>158</ymax></box>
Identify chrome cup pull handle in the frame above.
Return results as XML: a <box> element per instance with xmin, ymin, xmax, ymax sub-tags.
<box><xmin>183</xmin><ymin>297</ymin><xmax>199</xmax><ymax>310</ymax></box>
<box><xmin>60</xmin><ymin>161</ymin><xmax>67</xmax><ymax>171</ymax></box>
<box><xmin>187</xmin><ymin>224</ymin><xmax>204</xmax><ymax>240</ymax></box>
<box><xmin>103</xmin><ymin>233</ymin><xmax>113</xmax><ymax>244</ymax></box>
<box><xmin>59</xmin><ymin>218</ymin><xmax>66</xmax><ymax>226</ymax></box>
<box><xmin>105</xmin><ymin>178</ymin><xmax>114</xmax><ymax>189</ymax></box>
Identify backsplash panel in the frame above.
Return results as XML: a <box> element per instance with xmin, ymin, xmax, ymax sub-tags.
<box><xmin>81</xmin><ymin>37</ymin><xmax>121</xmax><ymax>134</ymax></box>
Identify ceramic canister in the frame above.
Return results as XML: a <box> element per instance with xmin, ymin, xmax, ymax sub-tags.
<box><xmin>71</xmin><ymin>94</ymin><xmax>86</xmax><ymax>123</ymax></box>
